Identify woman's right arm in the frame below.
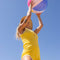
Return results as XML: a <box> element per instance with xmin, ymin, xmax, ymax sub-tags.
<box><xmin>16</xmin><ymin>3</ymin><xmax>32</xmax><ymax>39</ymax></box>
<box><xmin>34</xmin><ymin>14</ymin><xmax>43</xmax><ymax>34</ymax></box>
<box><xmin>18</xmin><ymin>3</ymin><xmax>32</xmax><ymax>33</ymax></box>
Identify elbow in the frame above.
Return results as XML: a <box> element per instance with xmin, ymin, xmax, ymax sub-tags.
<box><xmin>17</xmin><ymin>26</ymin><xmax>21</xmax><ymax>33</ymax></box>
<box><xmin>41</xmin><ymin>24</ymin><xmax>43</xmax><ymax>28</ymax></box>
<box><xmin>39</xmin><ymin>24</ymin><xmax>43</xmax><ymax>28</ymax></box>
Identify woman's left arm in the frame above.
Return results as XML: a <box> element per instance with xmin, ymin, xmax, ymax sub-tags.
<box><xmin>34</xmin><ymin>14</ymin><xmax>43</xmax><ymax>34</ymax></box>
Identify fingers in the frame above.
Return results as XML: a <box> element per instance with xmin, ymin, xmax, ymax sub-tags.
<box><xmin>36</xmin><ymin>13</ymin><xmax>41</xmax><ymax>16</ymax></box>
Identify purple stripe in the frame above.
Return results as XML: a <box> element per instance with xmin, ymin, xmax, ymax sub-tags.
<box><xmin>33</xmin><ymin>0</ymin><xmax>48</xmax><ymax>11</ymax></box>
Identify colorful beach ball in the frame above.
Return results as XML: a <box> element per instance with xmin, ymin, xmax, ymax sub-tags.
<box><xmin>27</xmin><ymin>0</ymin><xmax>48</xmax><ymax>13</ymax></box>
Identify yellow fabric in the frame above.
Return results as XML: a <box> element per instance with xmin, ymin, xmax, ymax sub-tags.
<box><xmin>20</xmin><ymin>28</ymin><xmax>41</xmax><ymax>60</ymax></box>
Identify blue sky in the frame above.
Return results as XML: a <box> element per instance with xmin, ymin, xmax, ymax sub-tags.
<box><xmin>0</xmin><ymin>0</ymin><xmax>60</xmax><ymax>60</ymax></box>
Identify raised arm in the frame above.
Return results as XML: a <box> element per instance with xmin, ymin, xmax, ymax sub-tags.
<box><xmin>18</xmin><ymin>3</ymin><xmax>32</xmax><ymax>33</ymax></box>
<box><xmin>34</xmin><ymin>14</ymin><xmax>43</xmax><ymax>34</ymax></box>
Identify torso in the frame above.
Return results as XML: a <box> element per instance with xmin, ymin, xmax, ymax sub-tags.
<box><xmin>20</xmin><ymin>28</ymin><xmax>40</xmax><ymax>60</ymax></box>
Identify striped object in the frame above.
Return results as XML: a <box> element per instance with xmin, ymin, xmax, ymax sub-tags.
<box><xmin>27</xmin><ymin>0</ymin><xmax>48</xmax><ymax>13</ymax></box>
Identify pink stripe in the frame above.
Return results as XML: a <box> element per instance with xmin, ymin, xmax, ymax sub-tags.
<box><xmin>27</xmin><ymin>0</ymin><xmax>43</xmax><ymax>7</ymax></box>
<box><xmin>27</xmin><ymin>0</ymin><xmax>32</xmax><ymax>7</ymax></box>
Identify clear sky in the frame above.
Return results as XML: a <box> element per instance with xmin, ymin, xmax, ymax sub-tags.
<box><xmin>0</xmin><ymin>0</ymin><xmax>60</xmax><ymax>60</ymax></box>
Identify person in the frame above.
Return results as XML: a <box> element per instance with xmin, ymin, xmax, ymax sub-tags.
<box><xmin>16</xmin><ymin>2</ymin><xmax>43</xmax><ymax>60</ymax></box>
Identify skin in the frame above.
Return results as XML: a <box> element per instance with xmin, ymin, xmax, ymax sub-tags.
<box><xmin>22</xmin><ymin>55</ymin><xmax>32</xmax><ymax>60</ymax></box>
<box><xmin>34</xmin><ymin>13</ymin><xmax>43</xmax><ymax>34</ymax></box>
<box><xmin>17</xmin><ymin>2</ymin><xmax>43</xmax><ymax>60</ymax></box>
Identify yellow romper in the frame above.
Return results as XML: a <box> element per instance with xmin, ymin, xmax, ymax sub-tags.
<box><xmin>20</xmin><ymin>28</ymin><xmax>41</xmax><ymax>60</ymax></box>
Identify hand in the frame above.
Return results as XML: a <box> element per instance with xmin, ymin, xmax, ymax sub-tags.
<box><xmin>36</xmin><ymin>13</ymin><xmax>41</xmax><ymax>16</ymax></box>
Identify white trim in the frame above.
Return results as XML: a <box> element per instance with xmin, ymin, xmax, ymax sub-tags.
<box><xmin>32</xmin><ymin>9</ymin><xmax>45</xmax><ymax>13</ymax></box>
